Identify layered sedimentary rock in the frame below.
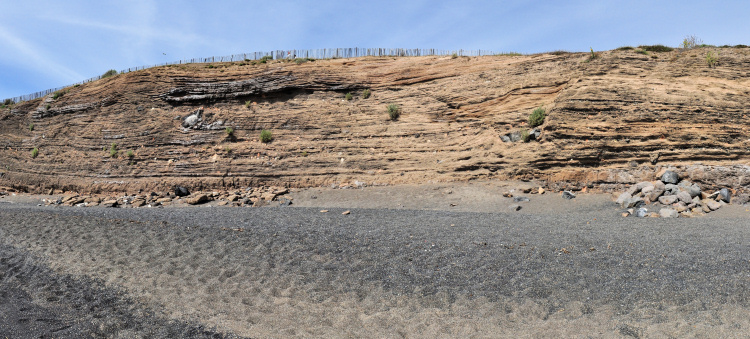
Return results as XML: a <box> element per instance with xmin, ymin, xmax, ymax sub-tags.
<box><xmin>2</xmin><ymin>48</ymin><xmax>750</xmax><ymax>194</ymax></box>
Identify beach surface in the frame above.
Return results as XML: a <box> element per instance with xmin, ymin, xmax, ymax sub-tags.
<box><xmin>2</xmin><ymin>184</ymin><xmax>750</xmax><ymax>338</ymax></box>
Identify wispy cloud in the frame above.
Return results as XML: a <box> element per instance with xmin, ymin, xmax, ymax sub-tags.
<box><xmin>47</xmin><ymin>17</ymin><xmax>210</xmax><ymax>48</ymax></box>
<box><xmin>0</xmin><ymin>24</ymin><xmax>85</xmax><ymax>83</ymax></box>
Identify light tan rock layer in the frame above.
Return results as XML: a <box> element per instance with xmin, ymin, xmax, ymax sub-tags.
<box><xmin>2</xmin><ymin>48</ymin><xmax>750</xmax><ymax>194</ymax></box>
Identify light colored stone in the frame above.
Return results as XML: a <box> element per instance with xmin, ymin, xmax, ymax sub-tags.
<box><xmin>664</xmin><ymin>184</ymin><xmax>679</xmax><ymax>195</ymax></box>
<box><xmin>65</xmin><ymin>196</ymin><xmax>86</xmax><ymax>206</ymax></box>
<box><xmin>627</xmin><ymin>181</ymin><xmax>652</xmax><ymax>195</ymax></box>
<box><xmin>155</xmin><ymin>197</ymin><xmax>172</xmax><ymax>204</ymax></box>
<box><xmin>676</xmin><ymin>191</ymin><xmax>693</xmax><ymax>204</ymax></box>
<box><xmin>261</xmin><ymin>192</ymin><xmax>277</xmax><ymax>201</ymax></box>
<box><xmin>101</xmin><ymin>199</ymin><xmax>118</xmax><ymax>207</ymax></box>
<box><xmin>702</xmin><ymin>199</ymin><xmax>721</xmax><ymax>211</ymax></box>
<box><xmin>186</xmin><ymin>193</ymin><xmax>210</xmax><ymax>205</ymax></box>
<box><xmin>648</xmin><ymin>181</ymin><xmax>666</xmax><ymax>201</ymax></box>
<box><xmin>84</xmin><ymin>196</ymin><xmax>102</xmax><ymax>204</ymax></box>
<box><xmin>616</xmin><ymin>192</ymin><xmax>632</xmax><ymax>207</ymax></box>
<box><xmin>659</xmin><ymin>208</ymin><xmax>679</xmax><ymax>218</ymax></box>
<box><xmin>658</xmin><ymin>195</ymin><xmax>677</xmax><ymax>205</ymax></box>
<box><xmin>674</xmin><ymin>203</ymin><xmax>688</xmax><ymax>213</ymax></box>
<box><xmin>273</xmin><ymin>188</ymin><xmax>289</xmax><ymax>195</ymax></box>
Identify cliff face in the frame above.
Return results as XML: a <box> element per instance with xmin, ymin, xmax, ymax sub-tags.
<box><xmin>2</xmin><ymin>48</ymin><xmax>750</xmax><ymax>194</ymax></box>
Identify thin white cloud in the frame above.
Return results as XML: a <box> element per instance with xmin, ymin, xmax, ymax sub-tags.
<box><xmin>0</xmin><ymin>24</ymin><xmax>84</xmax><ymax>82</ymax></box>
<box><xmin>48</xmin><ymin>16</ymin><xmax>209</xmax><ymax>47</ymax></box>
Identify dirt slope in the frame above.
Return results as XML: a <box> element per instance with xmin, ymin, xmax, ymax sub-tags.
<box><xmin>2</xmin><ymin>48</ymin><xmax>750</xmax><ymax>194</ymax></box>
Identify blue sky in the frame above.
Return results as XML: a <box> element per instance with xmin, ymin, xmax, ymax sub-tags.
<box><xmin>1</xmin><ymin>0</ymin><xmax>748</xmax><ymax>101</ymax></box>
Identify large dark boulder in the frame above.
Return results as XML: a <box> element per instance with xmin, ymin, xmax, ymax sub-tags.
<box><xmin>174</xmin><ymin>186</ymin><xmax>190</xmax><ymax>197</ymax></box>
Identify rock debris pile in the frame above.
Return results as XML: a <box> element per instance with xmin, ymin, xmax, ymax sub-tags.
<box><xmin>616</xmin><ymin>170</ymin><xmax>734</xmax><ymax>218</ymax></box>
<box><xmin>42</xmin><ymin>186</ymin><xmax>292</xmax><ymax>208</ymax></box>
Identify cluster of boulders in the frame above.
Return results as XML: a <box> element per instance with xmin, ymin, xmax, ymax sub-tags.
<box><xmin>500</xmin><ymin>129</ymin><xmax>541</xmax><ymax>143</ymax></box>
<box><xmin>616</xmin><ymin>170</ymin><xmax>732</xmax><ymax>218</ymax></box>
<box><xmin>179</xmin><ymin>107</ymin><xmax>226</xmax><ymax>131</ymax></box>
<box><xmin>42</xmin><ymin>186</ymin><xmax>292</xmax><ymax>208</ymax></box>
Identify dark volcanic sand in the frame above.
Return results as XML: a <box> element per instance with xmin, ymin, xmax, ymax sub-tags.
<box><xmin>1</xmin><ymin>191</ymin><xmax>750</xmax><ymax>338</ymax></box>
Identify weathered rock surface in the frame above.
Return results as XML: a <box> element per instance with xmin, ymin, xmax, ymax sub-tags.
<box><xmin>185</xmin><ymin>193</ymin><xmax>210</xmax><ymax>205</ymax></box>
<box><xmin>660</xmin><ymin>171</ymin><xmax>680</xmax><ymax>185</ymax></box>
<box><xmin>675</xmin><ymin>191</ymin><xmax>693</xmax><ymax>204</ymax></box>
<box><xmin>703</xmin><ymin>199</ymin><xmax>722</xmax><ymax>211</ymax></box>
<box><xmin>658</xmin><ymin>195</ymin><xmax>677</xmax><ymax>205</ymax></box>
<box><xmin>616</xmin><ymin>192</ymin><xmax>632</xmax><ymax>207</ymax></box>
<box><xmin>4</xmin><ymin>49</ymin><xmax>750</xmax><ymax>194</ymax></box>
<box><xmin>648</xmin><ymin>181</ymin><xmax>666</xmax><ymax>201</ymax></box>
<box><xmin>659</xmin><ymin>208</ymin><xmax>678</xmax><ymax>218</ymax></box>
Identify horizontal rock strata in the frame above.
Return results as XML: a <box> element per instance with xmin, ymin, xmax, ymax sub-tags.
<box><xmin>2</xmin><ymin>48</ymin><xmax>750</xmax><ymax>194</ymax></box>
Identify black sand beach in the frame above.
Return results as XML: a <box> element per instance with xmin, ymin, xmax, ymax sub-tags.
<box><xmin>1</xmin><ymin>189</ymin><xmax>749</xmax><ymax>338</ymax></box>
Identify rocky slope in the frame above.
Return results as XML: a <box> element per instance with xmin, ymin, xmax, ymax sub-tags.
<box><xmin>2</xmin><ymin>48</ymin><xmax>750</xmax><ymax>194</ymax></box>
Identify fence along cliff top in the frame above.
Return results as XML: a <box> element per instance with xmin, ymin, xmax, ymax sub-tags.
<box><xmin>3</xmin><ymin>48</ymin><xmax>503</xmax><ymax>104</ymax></box>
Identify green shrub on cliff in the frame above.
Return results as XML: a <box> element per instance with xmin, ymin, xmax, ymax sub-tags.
<box><xmin>639</xmin><ymin>45</ymin><xmax>674</xmax><ymax>52</ymax></box>
<box><xmin>260</xmin><ymin>129</ymin><xmax>273</xmax><ymax>143</ymax></box>
<box><xmin>706</xmin><ymin>51</ymin><xmax>718</xmax><ymax>68</ymax></box>
<box><xmin>529</xmin><ymin>107</ymin><xmax>546</xmax><ymax>127</ymax></box>
<box><xmin>102</xmin><ymin>69</ymin><xmax>118</xmax><ymax>78</ymax></box>
<box><xmin>387</xmin><ymin>104</ymin><xmax>401</xmax><ymax>121</ymax></box>
<box><xmin>109</xmin><ymin>143</ymin><xmax>118</xmax><ymax>158</ymax></box>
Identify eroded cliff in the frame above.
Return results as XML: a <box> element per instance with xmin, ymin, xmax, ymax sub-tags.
<box><xmin>2</xmin><ymin>48</ymin><xmax>750</xmax><ymax>194</ymax></box>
